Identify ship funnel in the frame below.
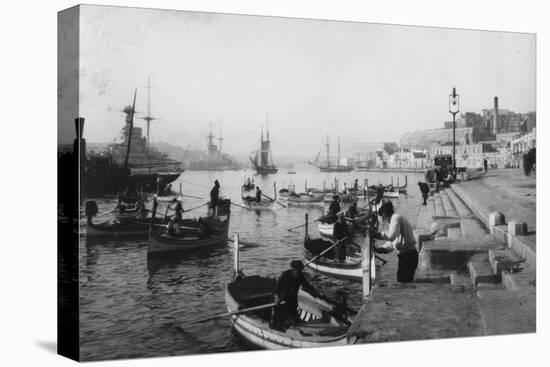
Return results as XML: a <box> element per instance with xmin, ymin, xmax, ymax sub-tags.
<box><xmin>73</xmin><ymin>117</ymin><xmax>86</xmax><ymax>160</ymax></box>
<box><xmin>74</xmin><ymin>117</ymin><xmax>85</xmax><ymax>139</ymax></box>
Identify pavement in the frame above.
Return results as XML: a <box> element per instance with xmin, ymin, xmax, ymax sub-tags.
<box><xmin>348</xmin><ymin>168</ymin><xmax>536</xmax><ymax>344</ymax></box>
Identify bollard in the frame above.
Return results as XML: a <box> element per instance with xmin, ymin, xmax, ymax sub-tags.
<box><xmin>508</xmin><ymin>221</ymin><xmax>527</xmax><ymax>237</ymax></box>
<box><xmin>489</xmin><ymin>212</ymin><xmax>505</xmax><ymax>235</ymax></box>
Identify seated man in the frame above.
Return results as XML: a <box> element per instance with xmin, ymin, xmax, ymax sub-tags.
<box><xmin>346</xmin><ymin>201</ymin><xmax>359</xmax><ymax>218</ymax></box>
<box><xmin>271</xmin><ymin>260</ymin><xmax>319</xmax><ymax>330</ymax></box>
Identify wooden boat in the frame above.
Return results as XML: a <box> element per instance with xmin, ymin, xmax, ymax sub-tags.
<box><xmin>87</xmin><ymin>216</ymin><xmax>160</xmax><ymax>238</ymax></box>
<box><xmin>278</xmin><ymin>188</ymin><xmax>290</xmax><ymax>198</ymax></box>
<box><xmin>303</xmin><ymin>236</ymin><xmax>362</xmax><ymax>280</ymax></box>
<box><xmin>304</xmin><ymin>214</ymin><xmax>385</xmax><ymax>281</ymax></box>
<box><xmin>148</xmin><ymin>199</ymin><xmax>231</xmax><ymax>254</ymax></box>
<box><xmin>241</xmin><ymin>183</ymin><xmax>281</xmax><ymax>210</ymax></box>
<box><xmin>85</xmin><ymin>199</ymin><xmax>156</xmax><ymax>238</ymax></box>
<box><xmin>225</xmin><ymin>235</ymin><xmax>354</xmax><ymax>349</ymax></box>
<box><xmin>287</xmin><ymin>192</ymin><xmax>324</xmax><ymax>205</ymax></box>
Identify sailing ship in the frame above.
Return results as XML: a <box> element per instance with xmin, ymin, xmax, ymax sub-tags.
<box><xmin>309</xmin><ymin>135</ymin><xmax>354</xmax><ymax>172</ymax></box>
<box><xmin>249</xmin><ymin>116</ymin><xmax>278</xmax><ymax>175</ymax></box>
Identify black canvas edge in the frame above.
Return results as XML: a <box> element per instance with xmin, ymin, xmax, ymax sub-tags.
<box><xmin>57</xmin><ymin>4</ymin><xmax>81</xmax><ymax>362</ymax></box>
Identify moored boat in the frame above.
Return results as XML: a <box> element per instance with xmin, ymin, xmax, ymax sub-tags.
<box><xmin>241</xmin><ymin>183</ymin><xmax>282</xmax><ymax>210</ymax></box>
<box><xmin>287</xmin><ymin>192</ymin><xmax>324</xmax><ymax>205</ymax></box>
<box><xmin>148</xmin><ymin>199</ymin><xmax>231</xmax><ymax>254</ymax></box>
<box><xmin>225</xmin><ymin>235</ymin><xmax>354</xmax><ymax>349</ymax></box>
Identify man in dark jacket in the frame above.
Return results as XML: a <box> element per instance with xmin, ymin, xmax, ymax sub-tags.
<box><xmin>333</xmin><ymin>212</ymin><xmax>350</xmax><ymax>262</ymax></box>
<box><xmin>418</xmin><ymin>181</ymin><xmax>430</xmax><ymax>206</ymax></box>
<box><xmin>271</xmin><ymin>260</ymin><xmax>319</xmax><ymax>330</ymax></box>
<box><xmin>209</xmin><ymin>180</ymin><xmax>220</xmax><ymax>214</ymax></box>
<box><xmin>255</xmin><ymin>187</ymin><xmax>263</xmax><ymax>202</ymax></box>
<box><xmin>327</xmin><ymin>195</ymin><xmax>341</xmax><ymax>223</ymax></box>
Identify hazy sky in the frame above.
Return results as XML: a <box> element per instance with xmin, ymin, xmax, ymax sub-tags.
<box><xmin>67</xmin><ymin>5</ymin><xmax>536</xmax><ymax>157</ymax></box>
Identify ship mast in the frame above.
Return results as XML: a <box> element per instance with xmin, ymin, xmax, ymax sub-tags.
<box><xmin>325</xmin><ymin>134</ymin><xmax>330</xmax><ymax>168</ymax></box>
<box><xmin>218</xmin><ymin>125</ymin><xmax>223</xmax><ymax>156</ymax></box>
<box><xmin>141</xmin><ymin>76</ymin><xmax>158</xmax><ymax>153</ymax></box>
<box><xmin>338</xmin><ymin>136</ymin><xmax>341</xmax><ymax>168</ymax></box>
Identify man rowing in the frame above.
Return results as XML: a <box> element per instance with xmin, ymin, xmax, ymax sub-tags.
<box><xmin>271</xmin><ymin>260</ymin><xmax>320</xmax><ymax>330</ymax></box>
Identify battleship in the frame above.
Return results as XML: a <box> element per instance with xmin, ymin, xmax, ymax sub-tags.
<box><xmin>249</xmin><ymin>120</ymin><xmax>278</xmax><ymax>175</ymax></box>
<box><xmin>83</xmin><ymin>85</ymin><xmax>184</xmax><ymax>197</ymax></box>
<box><xmin>187</xmin><ymin>126</ymin><xmax>240</xmax><ymax>171</ymax></box>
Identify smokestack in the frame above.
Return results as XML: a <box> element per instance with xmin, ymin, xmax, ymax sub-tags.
<box><xmin>73</xmin><ymin>117</ymin><xmax>86</xmax><ymax>163</ymax></box>
<box><xmin>493</xmin><ymin>97</ymin><xmax>499</xmax><ymax>135</ymax></box>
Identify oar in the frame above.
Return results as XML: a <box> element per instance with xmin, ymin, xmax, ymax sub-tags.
<box><xmin>287</xmin><ymin>214</ymin><xmax>329</xmax><ymax>232</ymax></box>
<box><xmin>185</xmin><ymin>202</ymin><xmax>209</xmax><ymax>212</ymax></box>
<box><xmin>262</xmin><ymin>193</ymin><xmax>275</xmax><ymax>202</ymax></box>
<box><xmin>94</xmin><ymin>208</ymin><xmax>117</xmax><ymax>218</ymax></box>
<box><xmin>304</xmin><ymin>236</ymin><xmax>349</xmax><ymax>268</ymax></box>
<box><xmin>180</xmin><ymin>301</ymin><xmax>286</xmax><ymax>327</ymax></box>
<box><xmin>230</xmin><ymin>202</ymin><xmax>253</xmax><ymax>210</ymax></box>
<box><xmin>179</xmin><ymin>193</ymin><xmax>204</xmax><ymax>200</ymax></box>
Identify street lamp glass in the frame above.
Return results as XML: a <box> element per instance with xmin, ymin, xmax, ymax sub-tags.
<box><xmin>449</xmin><ymin>93</ymin><xmax>460</xmax><ymax>114</ymax></box>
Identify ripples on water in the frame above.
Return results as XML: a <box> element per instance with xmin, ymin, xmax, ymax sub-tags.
<box><xmin>79</xmin><ymin>169</ymin><xmax>422</xmax><ymax>360</ymax></box>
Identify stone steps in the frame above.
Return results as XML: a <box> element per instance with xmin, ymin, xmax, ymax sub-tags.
<box><xmin>446</xmin><ymin>187</ymin><xmax>473</xmax><ymax>217</ymax></box>
<box><xmin>468</xmin><ymin>253</ymin><xmax>500</xmax><ymax>286</ymax></box>
<box><xmin>439</xmin><ymin>190</ymin><xmax>458</xmax><ymax>217</ymax></box>
<box><xmin>488</xmin><ymin>248</ymin><xmax>536</xmax><ymax>291</ymax></box>
<box><xmin>433</xmin><ymin>192</ymin><xmax>446</xmax><ymax>217</ymax></box>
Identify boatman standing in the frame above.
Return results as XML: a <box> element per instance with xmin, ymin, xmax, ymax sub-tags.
<box><xmin>255</xmin><ymin>187</ymin><xmax>263</xmax><ymax>202</ymax></box>
<box><xmin>327</xmin><ymin>195</ymin><xmax>341</xmax><ymax>223</ymax></box>
<box><xmin>333</xmin><ymin>212</ymin><xmax>350</xmax><ymax>262</ymax></box>
<box><xmin>209</xmin><ymin>180</ymin><xmax>220</xmax><ymax>215</ymax></box>
<box><xmin>374</xmin><ymin>202</ymin><xmax>418</xmax><ymax>282</ymax></box>
<box><xmin>271</xmin><ymin>260</ymin><xmax>320</xmax><ymax>331</ymax></box>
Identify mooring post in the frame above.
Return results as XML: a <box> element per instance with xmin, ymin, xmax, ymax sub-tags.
<box><xmin>233</xmin><ymin>233</ymin><xmax>240</xmax><ymax>275</ymax></box>
<box><xmin>362</xmin><ymin>239</ymin><xmax>371</xmax><ymax>298</ymax></box>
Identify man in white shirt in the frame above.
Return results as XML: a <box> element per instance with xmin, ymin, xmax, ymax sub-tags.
<box><xmin>374</xmin><ymin>202</ymin><xmax>418</xmax><ymax>282</ymax></box>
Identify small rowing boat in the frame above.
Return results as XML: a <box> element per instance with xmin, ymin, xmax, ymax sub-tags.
<box><xmin>148</xmin><ymin>199</ymin><xmax>231</xmax><ymax>254</ymax></box>
<box><xmin>225</xmin><ymin>235</ymin><xmax>354</xmax><ymax>349</ymax></box>
<box><xmin>288</xmin><ymin>192</ymin><xmax>324</xmax><ymax>205</ymax></box>
<box><xmin>241</xmin><ymin>182</ymin><xmax>282</xmax><ymax>210</ymax></box>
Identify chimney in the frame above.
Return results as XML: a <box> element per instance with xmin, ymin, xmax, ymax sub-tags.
<box><xmin>493</xmin><ymin>97</ymin><xmax>499</xmax><ymax>135</ymax></box>
<box><xmin>73</xmin><ymin>117</ymin><xmax>86</xmax><ymax>162</ymax></box>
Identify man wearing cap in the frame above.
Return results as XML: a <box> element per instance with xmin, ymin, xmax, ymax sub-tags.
<box><xmin>374</xmin><ymin>202</ymin><xmax>418</xmax><ymax>282</ymax></box>
<box><xmin>271</xmin><ymin>260</ymin><xmax>319</xmax><ymax>330</ymax></box>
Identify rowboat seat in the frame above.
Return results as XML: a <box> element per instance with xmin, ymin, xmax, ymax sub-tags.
<box><xmin>160</xmin><ymin>234</ymin><xmax>200</xmax><ymax>240</ymax></box>
<box><xmin>291</xmin><ymin>322</ymin><xmax>349</xmax><ymax>337</ymax></box>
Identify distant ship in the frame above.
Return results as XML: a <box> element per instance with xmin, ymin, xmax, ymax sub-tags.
<box><xmin>84</xmin><ymin>84</ymin><xmax>184</xmax><ymax>197</ymax></box>
<box><xmin>188</xmin><ymin>127</ymin><xmax>240</xmax><ymax>171</ymax></box>
<box><xmin>249</xmin><ymin>120</ymin><xmax>278</xmax><ymax>175</ymax></box>
<box><xmin>309</xmin><ymin>135</ymin><xmax>354</xmax><ymax>172</ymax></box>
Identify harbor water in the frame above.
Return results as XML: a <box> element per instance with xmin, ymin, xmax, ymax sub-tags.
<box><xmin>79</xmin><ymin>169</ymin><xmax>423</xmax><ymax>360</ymax></box>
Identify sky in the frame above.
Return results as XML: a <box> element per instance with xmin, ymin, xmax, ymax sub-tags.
<box><xmin>60</xmin><ymin>5</ymin><xmax>536</xmax><ymax>158</ymax></box>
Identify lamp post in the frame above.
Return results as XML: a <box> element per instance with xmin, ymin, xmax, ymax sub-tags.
<box><xmin>449</xmin><ymin>87</ymin><xmax>460</xmax><ymax>173</ymax></box>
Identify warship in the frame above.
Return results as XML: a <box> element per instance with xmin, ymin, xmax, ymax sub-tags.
<box><xmin>187</xmin><ymin>126</ymin><xmax>240</xmax><ymax>171</ymax></box>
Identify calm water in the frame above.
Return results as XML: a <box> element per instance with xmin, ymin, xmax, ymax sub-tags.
<box><xmin>79</xmin><ymin>168</ymin><xmax>423</xmax><ymax>360</ymax></box>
